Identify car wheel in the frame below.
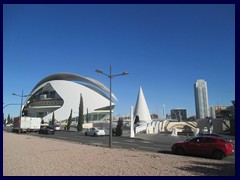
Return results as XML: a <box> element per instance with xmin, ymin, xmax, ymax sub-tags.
<box><xmin>85</xmin><ymin>132</ymin><xmax>88</xmax><ymax>136</ymax></box>
<box><xmin>94</xmin><ymin>133</ymin><xmax>97</xmax><ymax>136</ymax></box>
<box><xmin>213</xmin><ymin>151</ymin><xmax>224</xmax><ymax>160</ymax></box>
<box><xmin>175</xmin><ymin>148</ymin><xmax>185</xmax><ymax>155</ymax></box>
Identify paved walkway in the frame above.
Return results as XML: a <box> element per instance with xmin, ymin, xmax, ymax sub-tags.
<box><xmin>122</xmin><ymin>130</ymin><xmax>187</xmax><ymax>142</ymax></box>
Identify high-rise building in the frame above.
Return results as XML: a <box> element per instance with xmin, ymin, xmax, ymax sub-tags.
<box><xmin>209</xmin><ymin>106</ymin><xmax>216</xmax><ymax>119</ymax></box>
<box><xmin>170</xmin><ymin>108</ymin><xmax>187</xmax><ymax>121</ymax></box>
<box><xmin>194</xmin><ymin>79</ymin><xmax>209</xmax><ymax>119</ymax></box>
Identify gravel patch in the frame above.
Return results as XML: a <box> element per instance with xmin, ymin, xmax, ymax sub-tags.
<box><xmin>3</xmin><ymin>131</ymin><xmax>235</xmax><ymax>176</ymax></box>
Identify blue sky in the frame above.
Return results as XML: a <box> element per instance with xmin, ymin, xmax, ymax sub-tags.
<box><xmin>3</xmin><ymin>4</ymin><xmax>235</xmax><ymax>119</ymax></box>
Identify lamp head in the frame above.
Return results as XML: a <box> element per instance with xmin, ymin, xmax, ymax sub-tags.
<box><xmin>122</xmin><ymin>72</ymin><xmax>129</xmax><ymax>75</ymax></box>
<box><xmin>95</xmin><ymin>69</ymin><xmax>103</xmax><ymax>74</ymax></box>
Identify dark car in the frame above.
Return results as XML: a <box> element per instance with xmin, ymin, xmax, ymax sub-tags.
<box><xmin>171</xmin><ymin>136</ymin><xmax>234</xmax><ymax>160</ymax></box>
<box><xmin>38</xmin><ymin>125</ymin><xmax>55</xmax><ymax>135</ymax></box>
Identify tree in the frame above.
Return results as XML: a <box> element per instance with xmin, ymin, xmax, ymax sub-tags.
<box><xmin>115</xmin><ymin>118</ymin><xmax>123</xmax><ymax>136</ymax></box>
<box><xmin>51</xmin><ymin>112</ymin><xmax>55</xmax><ymax>126</ymax></box>
<box><xmin>187</xmin><ymin>116</ymin><xmax>197</xmax><ymax>121</ymax></box>
<box><xmin>10</xmin><ymin>117</ymin><xmax>13</xmax><ymax>124</ymax></box>
<box><xmin>86</xmin><ymin>108</ymin><xmax>89</xmax><ymax>123</ymax></box>
<box><xmin>220</xmin><ymin>110</ymin><xmax>231</xmax><ymax>119</ymax></box>
<box><xmin>3</xmin><ymin>118</ymin><xmax>6</xmax><ymax>126</ymax></box>
<box><xmin>77</xmin><ymin>94</ymin><xmax>84</xmax><ymax>132</ymax></box>
<box><xmin>220</xmin><ymin>109</ymin><xmax>235</xmax><ymax>135</ymax></box>
<box><xmin>67</xmin><ymin>109</ymin><xmax>72</xmax><ymax>131</ymax></box>
<box><xmin>7</xmin><ymin>114</ymin><xmax>11</xmax><ymax>124</ymax></box>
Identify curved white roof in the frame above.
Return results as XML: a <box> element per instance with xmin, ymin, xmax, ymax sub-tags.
<box><xmin>31</xmin><ymin>72</ymin><xmax>117</xmax><ymax>101</ymax></box>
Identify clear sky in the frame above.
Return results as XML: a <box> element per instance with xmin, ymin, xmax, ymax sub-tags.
<box><xmin>3</xmin><ymin>4</ymin><xmax>235</xmax><ymax>119</ymax></box>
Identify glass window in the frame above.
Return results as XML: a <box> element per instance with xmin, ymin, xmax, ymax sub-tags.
<box><xmin>189</xmin><ymin>137</ymin><xmax>200</xmax><ymax>143</ymax></box>
<box><xmin>221</xmin><ymin>138</ymin><xmax>228</xmax><ymax>143</ymax></box>
<box><xmin>205</xmin><ymin>137</ymin><xmax>216</xmax><ymax>142</ymax></box>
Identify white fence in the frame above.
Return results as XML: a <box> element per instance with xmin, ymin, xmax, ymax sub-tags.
<box><xmin>135</xmin><ymin>125</ymin><xmax>147</xmax><ymax>134</ymax></box>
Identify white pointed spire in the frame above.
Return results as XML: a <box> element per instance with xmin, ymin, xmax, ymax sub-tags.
<box><xmin>134</xmin><ymin>86</ymin><xmax>152</xmax><ymax>125</ymax></box>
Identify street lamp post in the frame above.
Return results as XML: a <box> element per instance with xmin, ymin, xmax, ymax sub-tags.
<box><xmin>3</xmin><ymin>103</ymin><xmax>21</xmax><ymax>110</ymax></box>
<box><xmin>96</xmin><ymin>65</ymin><xmax>128</xmax><ymax>148</ymax></box>
<box><xmin>12</xmin><ymin>90</ymin><xmax>29</xmax><ymax>133</ymax></box>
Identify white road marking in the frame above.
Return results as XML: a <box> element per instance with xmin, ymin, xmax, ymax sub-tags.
<box><xmin>113</xmin><ymin>141</ymin><xmax>138</xmax><ymax>146</ymax></box>
<box><xmin>138</xmin><ymin>146</ymin><xmax>160</xmax><ymax>150</ymax></box>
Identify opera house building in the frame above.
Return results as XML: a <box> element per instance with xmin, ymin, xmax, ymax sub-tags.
<box><xmin>21</xmin><ymin>73</ymin><xmax>116</xmax><ymax>123</ymax></box>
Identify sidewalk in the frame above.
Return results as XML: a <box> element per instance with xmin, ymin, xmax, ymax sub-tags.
<box><xmin>121</xmin><ymin>129</ymin><xmax>188</xmax><ymax>143</ymax></box>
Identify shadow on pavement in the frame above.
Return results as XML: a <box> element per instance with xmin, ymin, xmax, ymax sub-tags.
<box><xmin>176</xmin><ymin>160</ymin><xmax>235</xmax><ymax>176</ymax></box>
<box><xmin>157</xmin><ymin>150</ymin><xmax>173</xmax><ymax>154</ymax></box>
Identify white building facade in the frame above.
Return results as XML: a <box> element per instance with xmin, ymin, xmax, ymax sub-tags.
<box><xmin>21</xmin><ymin>73</ymin><xmax>117</xmax><ymax>122</ymax></box>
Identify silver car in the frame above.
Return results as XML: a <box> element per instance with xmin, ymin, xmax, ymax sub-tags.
<box><xmin>85</xmin><ymin>127</ymin><xmax>105</xmax><ymax>136</ymax></box>
<box><xmin>54</xmin><ymin>125</ymin><xmax>61</xmax><ymax>131</ymax></box>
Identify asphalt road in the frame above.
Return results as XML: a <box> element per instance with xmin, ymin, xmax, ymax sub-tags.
<box><xmin>3</xmin><ymin>126</ymin><xmax>235</xmax><ymax>163</ymax></box>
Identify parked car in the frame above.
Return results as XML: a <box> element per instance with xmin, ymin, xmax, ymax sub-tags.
<box><xmin>171</xmin><ymin>136</ymin><xmax>234</xmax><ymax>160</ymax></box>
<box><xmin>53</xmin><ymin>125</ymin><xmax>61</xmax><ymax>131</ymax></box>
<box><xmin>124</xmin><ymin>122</ymin><xmax>130</xmax><ymax>128</ymax></box>
<box><xmin>38</xmin><ymin>125</ymin><xmax>55</xmax><ymax>135</ymax></box>
<box><xmin>85</xmin><ymin>127</ymin><xmax>105</xmax><ymax>136</ymax></box>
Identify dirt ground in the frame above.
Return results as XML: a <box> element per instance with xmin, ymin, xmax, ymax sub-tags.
<box><xmin>3</xmin><ymin>131</ymin><xmax>235</xmax><ymax>176</ymax></box>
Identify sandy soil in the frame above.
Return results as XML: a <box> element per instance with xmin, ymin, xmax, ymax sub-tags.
<box><xmin>3</xmin><ymin>131</ymin><xmax>235</xmax><ymax>176</ymax></box>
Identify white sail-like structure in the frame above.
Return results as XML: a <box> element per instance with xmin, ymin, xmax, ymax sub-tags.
<box><xmin>134</xmin><ymin>86</ymin><xmax>152</xmax><ymax>125</ymax></box>
<box><xmin>21</xmin><ymin>73</ymin><xmax>117</xmax><ymax>122</ymax></box>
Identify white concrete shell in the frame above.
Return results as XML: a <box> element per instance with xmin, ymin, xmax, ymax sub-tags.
<box><xmin>134</xmin><ymin>86</ymin><xmax>152</xmax><ymax>125</ymax></box>
<box><xmin>23</xmin><ymin>73</ymin><xmax>117</xmax><ymax>122</ymax></box>
<box><xmin>31</xmin><ymin>73</ymin><xmax>117</xmax><ymax>101</ymax></box>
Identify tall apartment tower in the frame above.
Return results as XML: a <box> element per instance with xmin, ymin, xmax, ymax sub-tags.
<box><xmin>194</xmin><ymin>79</ymin><xmax>209</xmax><ymax>119</ymax></box>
